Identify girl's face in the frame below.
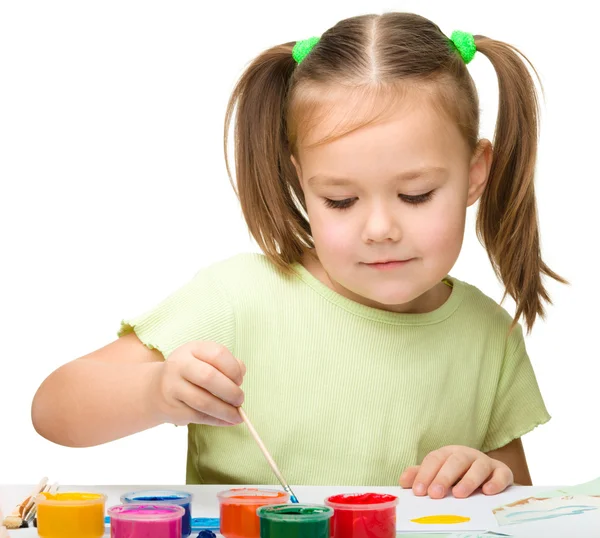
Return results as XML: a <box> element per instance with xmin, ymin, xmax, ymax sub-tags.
<box><xmin>292</xmin><ymin>91</ymin><xmax>492</xmax><ymax>313</ymax></box>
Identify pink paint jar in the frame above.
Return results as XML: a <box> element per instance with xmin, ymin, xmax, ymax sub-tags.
<box><xmin>108</xmin><ymin>504</ymin><xmax>185</xmax><ymax>538</ymax></box>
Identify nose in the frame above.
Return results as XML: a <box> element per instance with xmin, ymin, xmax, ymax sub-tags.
<box><xmin>361</xmin><ymin>202</ymin><xmax>402</xmax><ymax>244</ymax></box>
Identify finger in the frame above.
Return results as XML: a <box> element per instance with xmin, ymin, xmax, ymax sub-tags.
<box><xmin>399</xmin><ymin>466</ymin><xmax>420</xmax><ymax>488</ymax></box>
<box><xmin>482</xmin><ymin>465</ymin><xmax>513</xmax><ymax>495</ymax></box>
<box><xmin>183</xmin><ymin>357</ymin><xmax>245</xmax><ymax>407</ymax></box>
<box><xmin>177</xmin><ymin>379</ymin><xmax>243</xmax><ymax>424</ymax></box>
<box><xmin>189</xmin><ymin>342</ymin><xmax>245</xmax><ymax>385</ymax></box>
<box><xmin>428</xmin><ymin>452</ymin><xmax>476</xmax><ymax>499</ymax></box>
<box><xmin>172</xmin><ymin>408</ymin><xmax>240</xmax><ymax>427</ymax></box>
<box><xmin>452</xmin><ymin>457</ymin><xmax>495</xmax><ymax>498</ymax></box>
<box><xmin>412</xmin><ymin>450</ymin><xmax>449</xmax><ymax>496</ymax></box>
<box><xmin>192</xmin><ymin>413</ymin><xmax>239</xmax><ymax>427</ymax></box>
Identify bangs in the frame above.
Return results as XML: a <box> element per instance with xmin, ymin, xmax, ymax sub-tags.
<box><xmin>287</xmin><ymin>83</ymin><xmax>407</xmax><ymax>152</ymax></box>
<box><xmin>286</xmin><ymin>75</ymin><xmax>476</xmax><ymax>155</ymax></box>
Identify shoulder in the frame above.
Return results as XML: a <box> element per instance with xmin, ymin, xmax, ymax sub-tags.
<box><xmin>452</xmin><ymin>277</ymin><xmax>524</xmax><ymax>347</ymax></box>
<box><xmin>203</xmin><ymin>252</ymin><xmax>301</xmax><ymax>297</ymax></box>
<box><xmin>454</xmin><ymin>277</ymin><xmax>513</xmax><ymax>323</ymax></box>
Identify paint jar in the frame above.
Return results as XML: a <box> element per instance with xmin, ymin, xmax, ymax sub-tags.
<box><xmin>218</xmin><ymin>488</ymin><xmax>290</xmax><ymax>538</ymax></box>
<box><xmin>325</xmin><ymin>493</ymin><xmax>398</xmax><ymax>538</ymax></box>
<box><xmin>258</xmin><ymin>504</ymin><xmax>333</xmax><ymax>538</ymax></box>
<box><xmin>35</xmin><ymin>492</ymin><xmax>106</xmax><ymax>538</ymax></box>
<box><xmin>121</xmin><ymin>490</ymin><xmax>192</xmax><ymax>537</ymax></box>
<box><xmin>109</xmin><ymin>504</ymin><xmax>185</xmax><ymax>538</ymax></box>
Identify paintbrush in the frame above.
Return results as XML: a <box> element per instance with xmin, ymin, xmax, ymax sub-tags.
<box><xmin>23</xmin><ymin>482</ymin><xmax>58</xmax><ymax>526</ymax></box>
<box><xmin>238</xmin><ymin>407</ymin><xmax>299</xmax><ymax>503</ymax></box>
<box><xmin>2</xmin><ymin>477</ymin><xmax>49</xmax><ymax>529</ymax></box>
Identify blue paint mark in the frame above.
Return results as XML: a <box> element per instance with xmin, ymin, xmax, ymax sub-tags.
<box><xmin>504</xmin><ymin>504</ymin><xmax>597</xmax><ymax>524</ymax></box>
<box><xmin>191</xmin><ymin>518</ymin><xmax>220</xmax><ymax>531</ymax></box>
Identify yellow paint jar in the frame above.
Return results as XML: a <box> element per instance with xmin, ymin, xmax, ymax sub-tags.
<box><xmin>36</xmin><ymin>492</ymin><xmax>106</xmax><ymax>538</ymax></box>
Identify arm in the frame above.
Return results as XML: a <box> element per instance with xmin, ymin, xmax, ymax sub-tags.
<box><xmin>31</xmin><ymin>332</ymin><xmax>168</xmax><ymax>447</ymax></box>
<box><xmin>486</xmin><ymin>437</ymin><xmax>532</xmax><ymax>486</ymax></box>
<box><xmin>31</xmin><ymin>332</ymin><xmax>246</xmax><ymax>448</ymax></box>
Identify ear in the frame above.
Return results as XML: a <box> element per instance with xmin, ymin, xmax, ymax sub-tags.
<box><xmin>467</xmin><ymin>139</ymin><xmax>493</xmax><ymax>206</ymax></box>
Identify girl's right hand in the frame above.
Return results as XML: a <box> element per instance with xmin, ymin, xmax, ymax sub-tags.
<box><xmin>148</xmin><ymin>341</ymin><xmax>246</xmax><ymax>427</ymax></box>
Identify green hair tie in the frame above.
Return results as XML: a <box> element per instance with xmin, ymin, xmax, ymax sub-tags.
<box><xmin>450</xmin><ymin>30</ymin><xmax>476</xmax><ymax>64</ymax></box>
<box><xmin>292</xmin><ymin>36</ymin><xmax>320</xmax><ymax>64</ymax></box>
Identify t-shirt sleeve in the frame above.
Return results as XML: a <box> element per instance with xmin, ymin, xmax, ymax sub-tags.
<box><xmin>481</xmin><ymin>323</ymin><xmax>551</xmax><ymax>453</ymax></box>
<box><xmin>117</xmin><ymin>264</ymin><xmax>236</xmax><ymax>359</ymax></box>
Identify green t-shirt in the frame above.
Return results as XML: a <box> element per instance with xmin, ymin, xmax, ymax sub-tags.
<box><xmin>118</xmin><ymin>253</ymin><xmax>550</xmax><ymax>486</ymax></box>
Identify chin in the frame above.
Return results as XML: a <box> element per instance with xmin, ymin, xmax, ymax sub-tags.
<box><xmin>357</xmin><ymin>285</ymin><xmax>422</xmax><ymax>308</ymax></box>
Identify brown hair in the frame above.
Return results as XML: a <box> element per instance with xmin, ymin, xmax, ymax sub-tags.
<box><xmin>224</xmin><ymin>12</ymin><xmax>566</xmax><ymax>331</ymax></box>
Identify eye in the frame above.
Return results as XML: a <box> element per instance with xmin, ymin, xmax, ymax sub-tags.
<box><xmin>323</xmin><ymin>197</ymin><xmax>357</xmax><ymax>210</ymax></box>
<box><xmin>399</xmin><ymin>190</ymin><xmax>435</xmax><ymax>205</ymax></box>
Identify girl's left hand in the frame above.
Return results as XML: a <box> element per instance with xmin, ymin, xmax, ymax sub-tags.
<box><xmin>399</xmin><ymin>445</ymin><xmax>514</xmax><ymax>498</ymax></box>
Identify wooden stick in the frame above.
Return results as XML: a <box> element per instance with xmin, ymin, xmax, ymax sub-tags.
<box><xmin>238</xmin><ymin>408</ymin><xmax>298</xmax><ymax>503</ymax></box>
<box><xmin>21</xmin><ymin>477</ymin><xmax>48</xmax><ymax>519</ymax></box>
<box><xmin>2</xmin><ymin>476</ymin><xmax>48</xmax><ymax>529</ymax></box>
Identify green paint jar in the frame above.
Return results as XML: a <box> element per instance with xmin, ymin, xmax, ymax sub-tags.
<box><xmin>257</xmin><ymin>504</ymin><xmax>333</xmax><ymax>538</ymax></box>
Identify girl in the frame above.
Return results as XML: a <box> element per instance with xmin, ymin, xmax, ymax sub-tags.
<box><xmin>32</xmin><ymin>12</ymin><xmax>565</xmax><ymax>500</ymax></box>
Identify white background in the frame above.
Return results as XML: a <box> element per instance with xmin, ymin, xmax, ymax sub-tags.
<box><xmin>1</xmin><ymin>1</ymin><xmax>598</xmax><ymax>487</ymax></box>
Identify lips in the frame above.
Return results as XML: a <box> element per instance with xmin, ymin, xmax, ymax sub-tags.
<box><xmin>361</xmin><ymin>258</ymin><xmax>415</xmax><ymax>271</ymax></box>
<box><xmin>366</xmin><ymin>259</ymin><xmax>412</xmax><ymax>264</ymax></box>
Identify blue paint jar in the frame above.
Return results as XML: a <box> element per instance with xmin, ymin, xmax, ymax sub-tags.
<box><xmin>121</xmin><ymin>490</ymin><xmax>192</xmax><ymax>538</ymax></box>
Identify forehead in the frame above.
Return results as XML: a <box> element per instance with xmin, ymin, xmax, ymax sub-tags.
<box><xmin>293</xmin><ymin>85</ymin><xmax>468</xmax><ymax>173</ymax></box>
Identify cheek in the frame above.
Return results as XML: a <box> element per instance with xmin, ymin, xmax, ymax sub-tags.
<box><xmin>415</xmin><ymin>199</ymin><xmax>466</xmax><ymax>256</ymax></box>
<box><xmin>306</xmin><ymin>202</ymin><xmax>355</xmax><ymax>254</ymax></box>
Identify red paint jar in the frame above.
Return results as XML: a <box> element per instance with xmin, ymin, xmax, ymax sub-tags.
<box><xmin>324</xmin><ymin>493</ymin><xmax>398</xmax><ymax>538</ymax></box>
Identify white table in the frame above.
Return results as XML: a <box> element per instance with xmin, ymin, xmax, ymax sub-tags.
<box><xmin>2</xmin><ymin>484</ymin><xmax>599</xmax><ymax>537</ymax></box>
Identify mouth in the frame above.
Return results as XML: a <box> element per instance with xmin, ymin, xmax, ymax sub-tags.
<box><xmin>363</xmin><ymin>259</ymin><xmax>414</xmax><ymax>270</ymax></box>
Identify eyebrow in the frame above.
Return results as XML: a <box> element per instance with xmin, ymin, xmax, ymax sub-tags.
<box><xmin>307</xmin><ymin>166</ymin><xmax>448</xmax><ymax>186</ymax></box>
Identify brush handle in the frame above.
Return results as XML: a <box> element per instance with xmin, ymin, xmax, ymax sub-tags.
<box><xmin>238</xmin><ymin>408</ymin><xmax>299</xmax><ymax>503</ymax></box>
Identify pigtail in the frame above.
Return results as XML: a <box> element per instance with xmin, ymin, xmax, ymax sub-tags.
<box><xmin>473</xmin><ymin>37</ymin><xmax>567</xmax><ymax>332</ymax></box>
<box><xmin>224</xmin><ymin>43</ymin><xmax>312</xmax><ymax>271</ymax></box>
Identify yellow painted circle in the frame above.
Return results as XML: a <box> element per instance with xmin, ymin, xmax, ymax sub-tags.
<box><xmin>411</xmin><ymin>514</ymin><xmax>471</xmax><ymax>524</ymax></box>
